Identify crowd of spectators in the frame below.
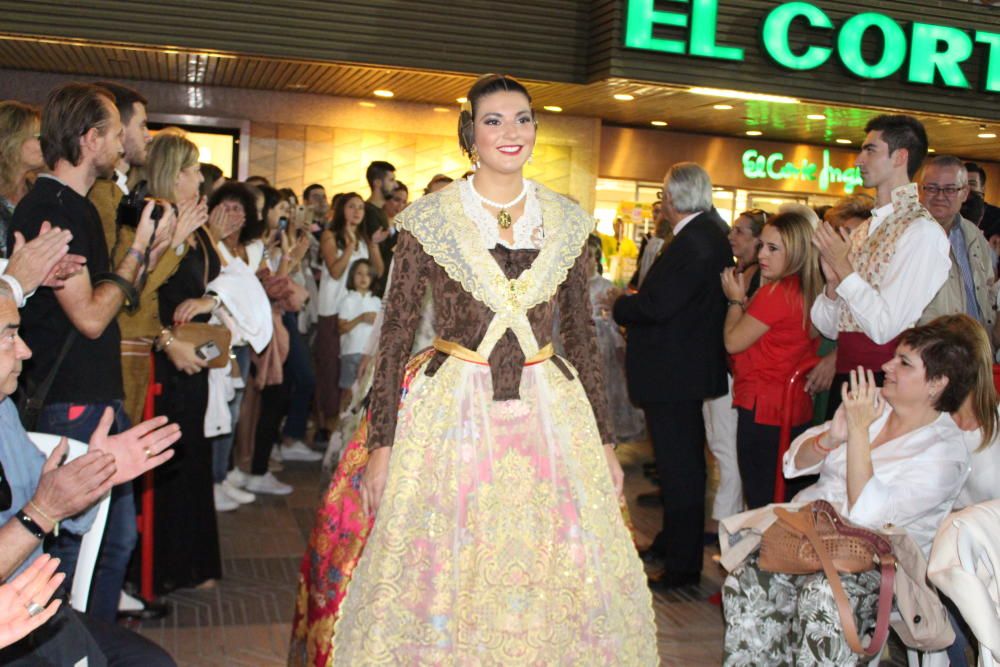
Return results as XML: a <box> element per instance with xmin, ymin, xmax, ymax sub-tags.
<box><xmin>0</xmin><ymin>80</ymin><xmax>419</xmax><ymax>665</ymax></box>
<box><xmin>0</xmin><ymin>76</ymin><xmax>999</xmax><ymax>666</ymax></box>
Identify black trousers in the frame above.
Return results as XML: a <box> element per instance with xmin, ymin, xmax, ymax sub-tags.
<box><xmin>644</xmin><ymin>400</ymin><xmax>705</xmax><ymax>575</ymax></box>
<box><xmin>0</xmin><ymin>602</ymin><xmax>175</xmax><ymax>667</ymax></box>
<box><xmin>735</xmin><ymin>408</ymin><xmax>814</xmax><ymax>510</ymax></box>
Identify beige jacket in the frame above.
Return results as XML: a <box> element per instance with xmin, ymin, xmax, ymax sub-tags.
<box><xmin>920</xmin><ymin>216</ymin><xmax>995</xmax><ymax>329</ymax></box>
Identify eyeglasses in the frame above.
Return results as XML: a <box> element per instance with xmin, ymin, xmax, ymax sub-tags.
<box><xmin>921</xmin><ymin>184</ymin><xmax>966</xmax><ymax>196</ymax></box>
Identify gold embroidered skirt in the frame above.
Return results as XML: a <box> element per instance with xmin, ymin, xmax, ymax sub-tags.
<box><xmin>332</xmin><ymin>356</ymin><xmax>657</xmax><ymax>665</ymax></box>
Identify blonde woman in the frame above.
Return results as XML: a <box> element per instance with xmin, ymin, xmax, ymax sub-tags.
<box><xmin>145</xmin><ymin>131</ymin><xmax>226</xmax><ymax>593</ymax></box>
<box><xmin>0</xmin><ymin>102</ymin><xmax>43</xmax><ymax>258</ymax></box>
<box><xmin>721</xmin><ymin>211</ymin><xmax>823</xmax><ymax>508</ymax></box>
<box><xmin>116</xmin><ymin>130</ymin><xmax>207</xmax><ymax>425</ymax></box>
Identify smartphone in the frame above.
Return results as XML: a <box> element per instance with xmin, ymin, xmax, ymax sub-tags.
<box><xmin>195</xmin><ymin>340</ymin><xmax>222</xmax><ymax>362</ymax></box>
<box><xmin>278</xmin><ymin>216</ymin><xmax>289</xmax><ymax>231</ymax></box>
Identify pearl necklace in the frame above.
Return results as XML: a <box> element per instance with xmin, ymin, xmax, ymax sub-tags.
<box><xmin>468</xmin><ymin>175</ymin><xmax>527</xmax><ymax>229</ymax></box>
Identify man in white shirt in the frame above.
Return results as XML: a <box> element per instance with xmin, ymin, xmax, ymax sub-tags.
<box><xmin>811</xmin><ymin>114</ymin><xmax>950</xmax><ymax>415</ymax></box>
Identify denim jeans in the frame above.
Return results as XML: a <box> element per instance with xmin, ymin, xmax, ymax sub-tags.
<box><xmin>37</xmin><ymin>400</ymin><xmax>135</xmax><ymax>623</ymax></box>
<box><xmin>281</xmin><ymin>311</ymin><xmax>315</xmax><ymax>441</ymax></box>
<box><xmin>210</xmin><ymin>346</ymin><xmax>250</xmax><ymax>483</ymax></box>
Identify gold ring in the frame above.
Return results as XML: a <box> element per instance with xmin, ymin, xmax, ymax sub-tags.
<box><xmin>144</xmin><ymin>448</ymin><xmax>153</xmax><ymax>459</ymax></box>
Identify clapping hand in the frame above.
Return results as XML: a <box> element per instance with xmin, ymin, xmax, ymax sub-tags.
<box><xmin>841</xmin><ymin>366</ymin><xmax>885</xmax><ymax>435</ymax></box>
<box><xmin>172</xmin><ymin>196</ymin><xmax>209</xmax><ymax>247</ymax></box>
<box><xmin>89</xmin><ymin>408</ymin><xmax>180</xmax><ymax>485</ymax></box>
<box><xmin>6</xmin><ymin>222</ymin><xmax>79</xmax><ymax>293</ymax></box>
<box><xmin>0</xmin><ymin>555</ymin><xmax>64</xmax><ymax>649</ymax></box>
<box><xmin>813</xmin><ymin>222</ymin><xmax>853</xmax><ymax>285</ymax></box>
<box><xmin>720</xmin><ymin>267</ymin><xmax>747</xmax><ymax>303</ymax></box>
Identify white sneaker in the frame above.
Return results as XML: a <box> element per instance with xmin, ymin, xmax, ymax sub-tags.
<box><xmin>214</xmin><ymin>484</ymin><xmax>239</xmax><ymax>512</ymax></box>
<box><xmin>118</xmin><ymin>591</ymin><xmax>144</xmax><ymax>612</ymax></box>
<box><xmin>245</xmin><ymin>472</ymin><xmax>293</xmax><ymax>496</ymax></box>
<box><xmin>270</xmin><ymin>446</ymin><xmax>284</xmax><ymax>462</ymax></box>
<box><xmin>280</xmin><ymin>440</ymin><xmax>323</xmax><ymax>462</ymax></box>
<box><xmin>226</xmin><ymin>468</ymin><xmax>249</xmax><ymax>488</ymax></box>
<box><xmin>222</xmin><ymin>479</ymin><xmax>256</xmax><ymax>504</ymax></box>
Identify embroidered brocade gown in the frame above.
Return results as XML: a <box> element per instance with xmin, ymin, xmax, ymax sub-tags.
<box><xmin>330</xmin><ymin>180</ymin><xmax>657</xmax><ymax>665</ymax></box>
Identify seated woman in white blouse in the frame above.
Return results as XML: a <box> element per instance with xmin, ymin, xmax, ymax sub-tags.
<box><xmin>723</xmin><ymin>316</ymin><xmax>994</xmax><ymax>666</ymax></box>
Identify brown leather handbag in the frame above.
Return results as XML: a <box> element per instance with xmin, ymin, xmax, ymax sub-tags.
<box><xmin>758</xmin><ymin>500</ymin><xmax>896</xmax><ymax>657</ymax></box>
<box><xmin>172</xmin><ymin>322</ymin><xmax>232</xmax><ymax>369</ymax></box>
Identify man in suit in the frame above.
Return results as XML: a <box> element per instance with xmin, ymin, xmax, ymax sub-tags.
<box><xmin>612</xmin><ymin>162</ymin><xmax>732</xmax><ymax>590</ymax></box>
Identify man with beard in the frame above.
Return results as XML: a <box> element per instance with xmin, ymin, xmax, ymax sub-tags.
<box><xmin>11</xmin><ymin>82</ymin><xmax>171</xmax><ymax>623</ymax></box>
<box><xmin>362</xmin><ymin>160</ymin><xmax>397</xmax><ymax>239</ymax></box>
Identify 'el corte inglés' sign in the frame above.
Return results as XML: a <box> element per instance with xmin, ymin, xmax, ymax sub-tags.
<box><xmin>742</xmin><ymin>148</ymin><xmax>864</xmax><ymax>192</ymax></box>
<box><xmin>625</xmin><ymin>0</ymin><xmax>1000</xmax><ymax>93</ymax></box>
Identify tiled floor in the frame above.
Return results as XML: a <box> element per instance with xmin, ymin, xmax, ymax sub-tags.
<box><xmin>132</xmin><ymin>441</ymin><xmax>911</xmax><ymax>666</ymax></box>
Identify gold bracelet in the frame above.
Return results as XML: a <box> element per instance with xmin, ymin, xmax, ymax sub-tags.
<box><xmin>28</xmin><ymin>501</ymin><xmax>59</xmax><ymax>537</ymax></box>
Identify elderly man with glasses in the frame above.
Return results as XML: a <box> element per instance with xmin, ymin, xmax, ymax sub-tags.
<box><xmin>918</xmin><ymin>155</ymin><xmax>997</xmax><ymax>346</ymax></box>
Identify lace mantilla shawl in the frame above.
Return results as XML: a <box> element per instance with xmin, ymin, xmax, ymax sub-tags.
<box><xmin>458</xmin><ymin>178</ymin><xmax>544</xmax><ymax>250</ymax></box>
<box><xmin>395</xmin><ymin>180</ymin><xmax>592</xmax><ymax>358</ymax></box>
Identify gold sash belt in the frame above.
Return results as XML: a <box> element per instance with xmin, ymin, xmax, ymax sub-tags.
<box><xmin>432</xmin><ymin>337</ymin><xmax>554</xmax><ymax>366</ymax></box>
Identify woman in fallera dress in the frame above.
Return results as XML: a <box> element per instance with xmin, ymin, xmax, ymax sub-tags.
<box><xmin>329</xmin><ymin>74</ymin><xmax>656</xmax><ymax>665</ymax></box>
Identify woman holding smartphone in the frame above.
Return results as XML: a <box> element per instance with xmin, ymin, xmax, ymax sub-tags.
<box><xmin>148</xmin><ymin>130</ymin><xmax>224</xmax><ymax>593</ymax></box>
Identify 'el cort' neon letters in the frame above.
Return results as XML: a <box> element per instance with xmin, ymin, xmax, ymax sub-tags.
<box><xmin>742</xmin><ymin>149</ymin><xmax>863</xmax><ymax>193</ymax></box>
<box><xmin>625</xmin><ymin>0</ymin><xmax>1000</xmax><ymax>93</ymax></box>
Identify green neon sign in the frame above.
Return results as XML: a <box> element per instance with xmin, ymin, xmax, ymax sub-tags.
<box><xmin>624</xmin><ymin>0</ymin><xmax>743</xmax><ymax>60</ymax></box>
<box><xmin>742</xmin><ymin>149</ymin><xmax>864</xmax><ymax>193</ymax></box>
<box><xmin>837</xmin><ymin>13</ymin><xmax>907</xmax><ymax>79</ymax></box>
<box><xmin>761</xmin><ymin>2</ymin><xmax>832</xmax><ymax>71</ymax></box>
<box><xmin>623</xmin><ymin>0</ymin><xmax>1000</xmax><ymax>93</ymax></box>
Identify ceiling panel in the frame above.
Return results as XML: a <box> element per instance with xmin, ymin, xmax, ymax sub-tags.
<box><xmin>0</xmin><ymin>35</ymin><xmax>997</xmax><ymax>161</ymax></box>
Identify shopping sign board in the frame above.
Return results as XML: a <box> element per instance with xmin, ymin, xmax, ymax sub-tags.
<box><xmin>741</xmin><ymin>148</ymin><xmax>864</xmax><ymax>193</ymax></box>
<box><xmin>625</xmin><ymin>0</ymin><xmax>1000</xmax><ymax>92</ymax></box>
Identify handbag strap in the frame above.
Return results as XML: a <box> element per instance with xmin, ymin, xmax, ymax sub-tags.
<box><xmin>791</xmin><ymin>508</ymin><xmax>896</xmax><ymax>657</ymax></box>
<box><xmin>24</xmin><ymin>330</ymin><xmax>77</xmax><ymax>416</ymax></box>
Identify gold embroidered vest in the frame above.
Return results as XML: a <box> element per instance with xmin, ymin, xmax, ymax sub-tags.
<box><xmin>838</xmin><ymin>183</ymin><xmax>935</xmax><ymax>333</ymax></box>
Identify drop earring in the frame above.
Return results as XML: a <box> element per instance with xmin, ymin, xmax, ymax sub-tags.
<box><xmin>470</xmin><ymin>146</ymin><xmax>481</xmax><ymax>169</ymax></box>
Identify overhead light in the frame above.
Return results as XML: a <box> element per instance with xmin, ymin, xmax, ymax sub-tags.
<box><xmin>690</xmin><ymin>87</ymin><xmax>799</xmax><ymax>104</ymax></box>
<box><xmin>745</xmin><ymin>130</ymin><xmax>763</xmax><ymax>136</ymax></box>
<box><xmin>835</xmin><ymin>138</ymin><xmax>852</xmax><ymax>144</ymax></box>
<box><xmin>456</xmin><ymin>96</ymin><xmax>468</xmax><ymax>104</ymax></box>
<box><xmin>286</xmin><ymin>83</ymin><xmax>308</xmax><ymax>90</ymax></box>
<box><xmin>543</xmin><ymin>105</ymin><xmax>563</xmax><ymax>112</ymax></box>
<box><xmin>807</xmin><ymin>113</ymin><xmax>826</xmax><ymax>120</ymax></box>
<box><xmin>433</xmin><ymin>107</ymin><xmax>450</xmax><ymax>112</ymax></box>
<box><xmin>713</xmin><ymin>104</ymin><xmax>734</xmax><ymax>110</ymax></box>
<box><xmin>373</xmin><ymin>89</ymin><xmax>394</xmax><ymax>98</ymax></box>
<box><xmin>979</xmin><ymin>132</ymin><xmax>997</xmax><ymax>139</ymax></box>
<box><xmin>928</xmin><ymin>147</ymin><xmax>936</xmax><ymax>153</ymax></box>
<box><xmin>650</xmin><ymin>120</ymin><xmax>668</xmax><ymax>127</ymax></box>
<box><xmin>358</xmin><ymin>101</ymin><xmax>376</xmax><ymax>108</ymax></box>
<box><xmin>613</xmin><ymin>93</ymin><xmax>635</xmax><ymax>101</ymax></box>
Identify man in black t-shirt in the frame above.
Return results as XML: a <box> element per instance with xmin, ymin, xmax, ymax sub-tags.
<box><xmin>11</xmin><ymin>83</ymin><xmax>172</xmax><ymax>624</ymax></box>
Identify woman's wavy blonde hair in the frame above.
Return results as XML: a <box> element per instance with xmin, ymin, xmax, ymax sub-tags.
<box><xmin>0</xmin><ymin>101</ymin><xmax>40</xmax><ymax>196</ymax></box>
<box><xmin>145</xmin><ymin>128</ymin><xmax>199</xmax><ymax>203</ymax></box>
<box><xmin>761</xmin><ymin>211</ymin><xmax>823</xmax><ymax>327</ymax></box>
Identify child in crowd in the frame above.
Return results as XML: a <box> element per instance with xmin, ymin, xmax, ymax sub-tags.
<box><xmin>337</xmin><ymin>259</ymin><xmax>381</xmax><ymax>411</ymax></box>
